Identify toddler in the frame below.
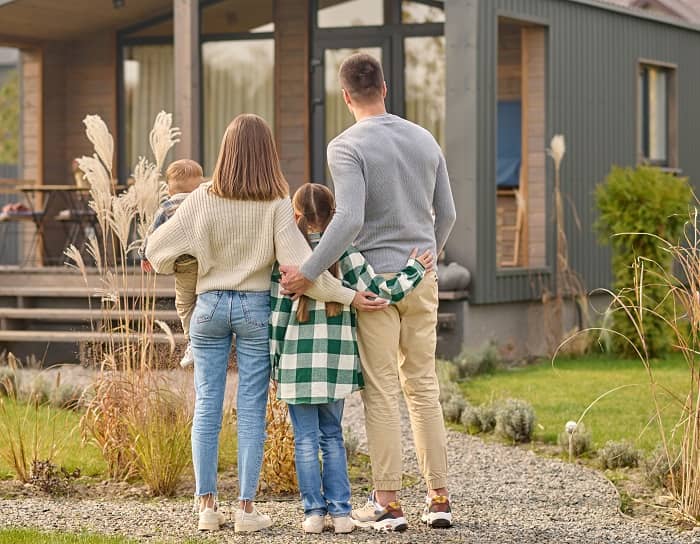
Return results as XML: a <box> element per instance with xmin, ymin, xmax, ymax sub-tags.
<box><xmin>141</xmin><ymin>159</ymin><xmax>204</xmax><ymax>368</ymax></box>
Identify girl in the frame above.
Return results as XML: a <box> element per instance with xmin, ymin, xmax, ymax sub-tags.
<box><xmin>270</xmin><ymin>183</ymin><xmax>432</xmax><ymax>534</ymax></box>
<box><xmin>146</xmin><ymin>115</ymin><xmax>382</xmax><ymax>533</ymax></box>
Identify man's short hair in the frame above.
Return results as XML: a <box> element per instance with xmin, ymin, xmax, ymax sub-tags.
<box><xmin>339</xmin><ymin>53</ymin><xmax>384</xmax><ymax>103</ymax></box>
<box><xmin>166</xmin><ymin>159</ymin><xmax>203</xmax><ymax>193</ymax></box>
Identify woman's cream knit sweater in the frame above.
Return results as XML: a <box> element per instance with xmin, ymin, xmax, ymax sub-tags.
<box><xmin>145</xmin><ymin>184</ymin><xmax>356</xmax><ymax>306</ymax></box>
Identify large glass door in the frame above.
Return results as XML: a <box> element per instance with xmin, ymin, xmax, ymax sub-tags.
<box><xmin>311</xmin><ymin>40</ymin><xmax>390</xmax><ymax>185</ymax></box>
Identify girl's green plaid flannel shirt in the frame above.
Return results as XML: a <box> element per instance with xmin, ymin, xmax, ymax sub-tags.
<box><xmin>270</xmin><ymin>235</ymin><xmax>426</xmax><ymax>405</ymax></box>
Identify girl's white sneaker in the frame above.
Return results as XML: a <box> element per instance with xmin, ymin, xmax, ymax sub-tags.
<box><xmin>198</xmin><ymin>507</ymin><xmax>225</xmax><ymax>531</ymax></box>
<box><xmin>302</xmin><ymin>514</ymin><xmax>326</xmax><ymax>534</ymax></box>
<box><xmin>332</xmin><ymin>516</ymin><xmax>355</xmax><ymax>534</ymax></box>
<box><xmin>234</xmin><ymin>507</ymin><xmax>272</xmax><ymax>533</ymax></box>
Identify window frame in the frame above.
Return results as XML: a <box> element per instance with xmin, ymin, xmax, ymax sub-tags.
<box><xmin>310</xmin><ymin>0</ymin><xmax>444</xmax><ymax>182</ymax></box>
<box><xmin>636</xmin><ymin>59</ymin><xmax>678</xmax><ymax>170</ymax></box>
<box><xmin>116</xmin><ymin>0</ymin><xmax>275</xmax><ymax>181</ymax></box>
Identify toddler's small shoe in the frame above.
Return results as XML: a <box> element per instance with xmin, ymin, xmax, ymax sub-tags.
<box><xmin>302</xmin><ymin>514</ymin><xmax>325</xmax><ymax>534</ymax></box>
<box><xmin>180</xmin><ymin>343</ymin><xmax>194</xmax><ymax>368</ymax></box>
<box><xmin>332</xmin><ymin>515</ymin><xmax>355</xmax><ymax>534</ymax></box>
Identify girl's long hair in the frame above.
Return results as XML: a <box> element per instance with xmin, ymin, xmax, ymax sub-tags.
<box><xmin>292</xmin><ymin>184</ymin><xmax>343</xmax><ymax>323</ymax></box>
<box><xmin>211</xmin><ymin>114</ymin><xmax>289</xmax><ymax>200</ymax></box>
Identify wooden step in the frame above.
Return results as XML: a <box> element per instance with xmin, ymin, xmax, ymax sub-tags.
<box><xmin>0</xmin><ymin>286</ymin><xmax>177</xmax><ymax>299</ymax></box>
<box><xmin>0</xmin><ymin>308</ymin><xmax>180</xmax><ymax>322</ymax></box>
<box><xmin>0</xmin><ymin>330</ymin><xmax>187</xmax><ymax>344</ymax></box>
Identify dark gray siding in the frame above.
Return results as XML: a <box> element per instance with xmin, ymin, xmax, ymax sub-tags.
<box><xmin>461</xmin><ymin>0</ymin><xmax>700</xmax><ymax>304</ymax></box>
<box><xmin>0</xmin><ymin>164</ymin><xmax>19</xmax><ymax>265</ymax></box>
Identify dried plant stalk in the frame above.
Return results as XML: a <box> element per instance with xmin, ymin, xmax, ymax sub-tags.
<box><xmin>260</xmin><ymin>384</ymin><xmax>298</xmax><ymax>494</ymax></box>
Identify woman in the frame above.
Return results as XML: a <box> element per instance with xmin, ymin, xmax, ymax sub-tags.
<box><xmin>145</xmin><ymin>114</ymin><xmax>385</xmax><ymax>533</ymax></box>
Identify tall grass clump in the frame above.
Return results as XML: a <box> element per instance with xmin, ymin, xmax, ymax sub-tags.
<box><xmin>66</xmin><ymin>113</ymin><xmax>184</xmax><ymax>482</ymax></box>
<box><xmin>593</xmin><ymin>171</ymin><xmax>700</xmax><ymax>521</ymax></box>
<box><xmin>260</xmin><ymin>385</ymin><xmax>297</xmax><ymax>494</ymax></box>
<box><xmin>124</xmin><ymin>376</ymin><xmax>192</xmax><ymax>496</ymax></box>
<box><xmin>595</xmin><ymin>165</ymin><xmax>692</xmax><ymax>358</ymax></box>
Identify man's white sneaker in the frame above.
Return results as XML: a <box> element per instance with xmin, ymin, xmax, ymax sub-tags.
<box><xmin>180</xmin><ymin>344</ymin><xmax>195</xmax><ymax>368</ymax></box>
<box><xmin>198</xmin><ymin>507</ymin><xmax>225</xmax><ymax>531</ymax></box>
<box><xmin>421</xmin><ymin>495</ymin><xmax>453</xmax><ymax>528</ymax></box>
<box><xmin>332</xmin><ymin>516</ymin><xmax>355</xmax><ymax>534</ymax></box>
<box><xmin>234</xmin><ymin>507</ymin><xmax>272</xmax><ymax>533</ymax></box>
<box><xmin>302</xmin><ymin>514</ymin><xmax>325</xmax><ymax>534</ymax></box>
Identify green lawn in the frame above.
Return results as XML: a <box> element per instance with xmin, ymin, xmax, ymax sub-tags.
<box><xmin>460</xmin><ymin>355</ymin><xmax>691</xmax><ymax>451</ymax></box>
<box><xmin>0</xmin><ymin>529</ymin><xmax>137</xmax><ymax>544</ymax></box>
<box><xmin>0</xmin><ymin>398</ymin><xmax>105</xmax><ymax>479</ymax></box>
<box><xmin>0</xmin><ymin>398</ymin><xmax>237</xmax><ymax>481</ymax></box>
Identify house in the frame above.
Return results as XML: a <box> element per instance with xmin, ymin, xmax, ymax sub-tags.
<box><xmin>0</xmin><ymin>0</ymin><xmax>699</xmax><ymax>361</ymax></box>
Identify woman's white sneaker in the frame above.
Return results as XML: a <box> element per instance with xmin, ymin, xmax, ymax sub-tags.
<box><xmin>234</xmin><ymin>507</ymin><xmax>273</xmax><ymax>533</ymax></box>
<box><xmin>302</xmin><ymin>514</ymin><xmax>325</xmax><ymax>534</ymax></box>
<box><xmin>198</xmin><ymin>507</ymin><xmax>225</xmax><ymax>531</ymax></box>
<box><xmin>180</xmin><ymin>343</ymin><xmax>195</xmax><ymax>368</ymax></box>
<box><xmin>332</xmin><ymin>516</ymin><xmax>355</xmax><ymax>534</ymax></box>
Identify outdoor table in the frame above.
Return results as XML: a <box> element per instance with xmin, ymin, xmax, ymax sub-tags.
<box><xmin>15</xmin><ymin>185</ymin><xmax>95</xmax><ymax>266</ymax></box>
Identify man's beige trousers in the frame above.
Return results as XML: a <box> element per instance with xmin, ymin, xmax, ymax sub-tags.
<box><xmin>357</xmin><ymin>272</ymin><xmax>448</xmax><ymax>491</ymax></box>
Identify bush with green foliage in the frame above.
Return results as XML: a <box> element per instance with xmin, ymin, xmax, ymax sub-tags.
<box><xmin>595</xmin><ymin>166</ymin><xmax>692</xmax><ymax>358</ymax></box>
<box><xmin>557</xmin><ymin>422</ymin><xmax>592</xmax><ymax>458</ymax></box>
<box><xmin>452</xmin><ymin>341</ymin><xmax>501</xmax><ymax>378</ymax></box>
<box><xmin>598</xmin><ymin>439</ymin><xmax>641</xmax><ymax>469</ymax></box>
<box><xmin>460</xmin><ymin>402</ymin><xmax>497</xmax><ymax>434</ymax></box>
<box><xmin>494</xmin><ymin>399</ymin><xmax>535</xmax><ymax>443</ymax></box>
<box><xmin>643</xmin><ymin>445</ymin><xmax>680</xmax><ymax>489</ymax></box>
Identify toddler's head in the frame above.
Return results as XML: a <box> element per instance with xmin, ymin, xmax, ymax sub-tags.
<box><xmin>292</xmin><ymin>183</ymin><xmax>336</xmax><ymax>234</ymax></box>
<box><xmin>166</xmin><ymin>159</ymin><xmax>204</xmax><ymax>196</ymax></box>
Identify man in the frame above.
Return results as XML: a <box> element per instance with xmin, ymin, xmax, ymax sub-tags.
<box><xmin>280</xmin><ymin>53</ymin><xmax>456</xmax><ymax>531</ymax></box>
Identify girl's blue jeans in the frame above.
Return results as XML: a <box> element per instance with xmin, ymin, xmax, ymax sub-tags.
<box><xmin>189</xmin><ymin>290</ymin><xmax>271</xmax><ymax>501</ymax></box>
<box><xmin>288</xmin><ymin>401</ymin><xmax>352</xmax><ymax>517</ymax></box>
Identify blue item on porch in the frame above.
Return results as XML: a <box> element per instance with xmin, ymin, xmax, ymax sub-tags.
<box><xmin>497</xmin><ymin>100</ymin><xmax>522</xmax><ymax>188</ymax></box>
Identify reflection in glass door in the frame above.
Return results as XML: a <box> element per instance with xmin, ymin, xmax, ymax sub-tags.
<box><xmin>312</xmin><ymin>45</ymin><xmax>387</xmax><ymax>185</ymax></box>
<box><xmin>324</xmin><ymin>47</ymin><xmax>382</xmax><ymax>176</ymax></box>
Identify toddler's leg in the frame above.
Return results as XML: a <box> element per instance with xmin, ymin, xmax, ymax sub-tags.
<box><xmin>318</xmin><ymin>400</ymin><xmax>352</xmax><ymax>518</ymax></box>
<box><xmin>174</xmin><ymin>260</ymin><xmax>198</xmax><ymax>337</ymax></box>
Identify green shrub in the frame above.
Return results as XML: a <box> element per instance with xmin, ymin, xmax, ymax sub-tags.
<box><xmin>595</xmin><ymin>166</ymin><xmax>691</xmax><ymax>358</ymax></box>
<box><xmin>25</xmin><ymin>377</ymin><xmax>50</xmax><ymax>405</ymax></box>
<box><xmin>460</xmin><ymin>402</ymin><xmax>497</xmax><ymax>434</ymax></box>
<box><xmin>343</xmin><ymin>427</ymin><xmax>360</xmax><ymax>461</ymax></box>
<box><xmin>442</xmin><ymin>394</ymin><xmax>467</xmax><ymax>423</ymax></box>
<box><xmin>453</xmin><ymin>341</ymin><xmax>501</xmax><ymax>378</ymax></box>
<box><xmin>598</xmin><ymin>440</ymin><xmax>641</xmax><ymax>469</ymax></box>
<box><xmin>494</xmin><ymin>399</ymin><xmax>535</xmax><ymax>443</ymax></box>
<box><xmin>49</xmin><ymin>384</ymin><xmax>84</xmax><ymax>411</ymax></box>
<box><xmin>643</xmin><ymin>446</ymin><xmax>680</xmax><ymax>489</ymax></box>
<box><xmin>557</xmin><ymin>422</ymin><xmax>592</xmax><ymax>458</ymax></box>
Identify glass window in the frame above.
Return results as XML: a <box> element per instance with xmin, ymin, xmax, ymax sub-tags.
<box><xmin>317</xmin><ymin>0</ymin><xmax>384</xmax><ymax>28</ymax></box>
<box><xmin>639</xmin><ymin>64</ymin><xmax>670</xmax><ymax>166</ymax></box>
<box><xmin>122</xmin><ymin>45</ymin><xmax>175</xmax><ymax>175</ymax></box>
<box><xmin>495</xmin><ymin>20</ymin><xmax>547</xmax><ymax>269</ymax></box>
<box><xmin>404</xmin><ymin>36</ymin><xmax>445</xmax><ymax>149</ymax></box>
<box><xmin>402</xmin><ymin>1</ymin><xmax>445</xmax><ymax>23</ymax></box>
<box><xmin>202</xmin><ymin>39</ymin><xmax>275</xmax><ymax>175</ymax></box>
<box><xmin>323</xmin><ymin>46</ymin><xmax>382</xmax><ymax>184</ymax></box>
<box><xmin>201</xmin><ymin>0</ymin><xmax>274</xmax><ymax>34</ymax></box>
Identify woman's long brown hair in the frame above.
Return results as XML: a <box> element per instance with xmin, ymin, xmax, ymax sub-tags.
<box><xmin>211</xmin><ymin>114</ymin><xmax>289</xmax><ymax>200</ymax></box>
<box><xmin>293</xmin><ymin>184</ymin><xmax>343</xmax><ymax>323</ymax></box>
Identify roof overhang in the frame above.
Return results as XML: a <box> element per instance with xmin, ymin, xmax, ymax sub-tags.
<box><xmin>0</xmin><ymin>0</ymin><xmax>172</xmax><ymax>43</ymax></box>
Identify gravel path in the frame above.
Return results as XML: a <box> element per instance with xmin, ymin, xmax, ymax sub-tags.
<box><xmin>1</xmin><ymin>392</ymin><xmax>697</xmax><ymax>543</ymax></box>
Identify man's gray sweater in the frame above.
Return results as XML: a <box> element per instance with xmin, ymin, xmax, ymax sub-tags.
<box><xmin>300</xmin><ymin>113</ymin><xmax>457</xmax><ymax>280</ymax></box>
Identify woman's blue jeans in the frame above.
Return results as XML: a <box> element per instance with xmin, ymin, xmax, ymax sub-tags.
<box><xmin>288</xmin><ymin>401</ymin><xmax>352</xmax><ymax>517</ymax></box>
<box><xmin>189</xmin><ymin>290</ymin><xmax>271</xmax><ymax>501</ymax></box>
